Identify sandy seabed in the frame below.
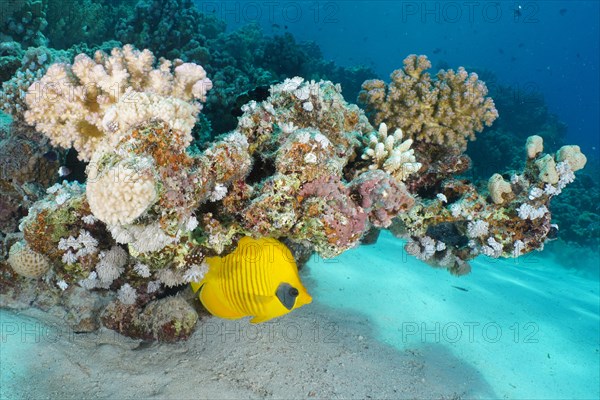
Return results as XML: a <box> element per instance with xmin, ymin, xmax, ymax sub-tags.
<box><xmin>1</xmin><ymin>232</ymin><xmax>598</xmax><ymax>399</ymax></box>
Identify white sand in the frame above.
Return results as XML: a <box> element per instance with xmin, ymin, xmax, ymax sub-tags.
<box><xmin>1</xmin><ymin>231</ymin><xmax>598</xmax><ymax>399</ymax></box>
<box><xmin>308</xmin><ymin>231</ymin><xmax>600</xmax><ymax>399</ymax></box>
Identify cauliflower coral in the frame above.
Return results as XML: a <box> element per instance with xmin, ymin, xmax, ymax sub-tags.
<box><xmin>24</xmin><ymin>44</ymin><xmax>212</xmax><ymax>160</ymax></box>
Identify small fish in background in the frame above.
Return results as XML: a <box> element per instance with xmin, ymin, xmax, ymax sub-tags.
<box><xmin>433</xmin><ymin>48</ymin><xmax>442</xmax><ymax>54</ymax></box>
<box><xmin>43</xmin><ymin>150</ymin><xmax>58</xmax><ymax>162</ymax></box>
<box><xmin>231</xmin><ymin>85</ymin><xmax>272</xmax><ymax>117</ymax></box>
<box><xmin>559</xmin><ymin>8</ymin><xmax>568</xmax><ymax>16</ymax></box>
<box><xmin>518</xmin><ymin>42</ymin><xmax>525</xmax><ymax>48</ymax></box>
<box><xmin>58</xmin><ymin>166</ymin><xmax>71</xmax><ymax>177</ymax></box>
<box><xmin>514</xmin><ymin>5</ymin><xmax>523</xmax><ymax>18</ymax></box>
<box><xmin>499</xmin><ymin>48</ymin><xmax>505</xmax><ymax>55</ymax></box>
<box><xmin>271</xmin><ymin>23</ymin><xmax>280</xmax><ymax>29</ymax></box>
<box><xmin>451</xmin><ymin>286</ymin><xmax>469</xmax><ymax>292</ymax></box>
<box><xmin>191</xmin><ymin>237</ymin><xmax>312</xmax><ymax>323</ymax></box>
<box><xmin>511</xmin><ymin>56</ymin><xmax>517</xmax><ymax>62</ymax></box>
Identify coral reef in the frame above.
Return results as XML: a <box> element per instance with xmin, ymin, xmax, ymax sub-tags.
<box><xmin>0</xmin><ymin>0</ymin><xmax>47</xmax><ymax>47</ymax></box>
<box><xmin>2</xmin><ymin>45</ymin><xmax>419</xmax><ymax>339</ymax></box>
<box><xmin>0</xmin><ymin>3</ymin><xmax>591</xmax><ymax>341</ymax></box>
<box><xmin>115</xmin><ymin>0</ymin><xmax>224</xmax><ymax>61</ymax></box>
<box><xmin>44</xmin><ymin>0</ymin><xmax>135</xmax><ymax>49</ymax></box>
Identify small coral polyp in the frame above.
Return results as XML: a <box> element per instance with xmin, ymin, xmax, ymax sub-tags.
<box><xmin>5</xmin><ymin>45</ymin><xmax>588</xmax><ymax>341</ymax></box>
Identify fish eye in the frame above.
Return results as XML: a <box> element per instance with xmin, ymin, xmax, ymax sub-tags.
<box><xmin>276</xmin><ymin>283</ymin><xmax>299</xmax><ymax>310</ymax></box>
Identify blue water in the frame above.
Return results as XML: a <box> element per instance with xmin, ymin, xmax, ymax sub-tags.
<box><xmin>212</xmin><ymin>0</ymin><xmax>600</xmax><ymax>155</ymax></box>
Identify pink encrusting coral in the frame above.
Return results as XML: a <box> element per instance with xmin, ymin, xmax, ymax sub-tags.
<box><xmin>349</xmin><ymin>169</ymin><xmax>415</xmax><ymax>228</ymax></box>
<box><xmin>296</xmin><ymin>174</ymin><xmax>368</xmax><ymax>256</ymax></box>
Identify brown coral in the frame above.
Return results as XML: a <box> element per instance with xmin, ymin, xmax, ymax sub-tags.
<box><xmin>358</xmin><ymin>54</ymin><xmax>498</xmax><ymax>152</ymax></box>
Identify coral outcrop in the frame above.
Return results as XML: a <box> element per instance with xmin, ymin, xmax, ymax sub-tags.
<box><xmin>390</xmin><ymin>137</ymin><xmax>585</xmax><ymax>275</ymax></box>
<box><xmin>0</xmin><ymin>43</ymin><xmax>589</xmax><ymax>342</ymax></box>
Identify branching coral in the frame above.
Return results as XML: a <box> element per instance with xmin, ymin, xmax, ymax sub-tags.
<box><xmin>24</xmin><ymin>44</ymin><xmax>212</xmax><ymax>160</ymax></box>
<box><xmin>358</xmin><ymin>54</ymin><xmax>498</xmax><ymax>153</ymax></box>
<box><xmin>361</xmin><ymin>122</ymin><xmax>422</xmax><ymax>182</ymax></box>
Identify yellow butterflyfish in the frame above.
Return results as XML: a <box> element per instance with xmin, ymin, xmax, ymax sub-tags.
<box><xmin>191</xmin><ymin>237</ymin><xmax>312</xmax><ymax>323</ymax></box>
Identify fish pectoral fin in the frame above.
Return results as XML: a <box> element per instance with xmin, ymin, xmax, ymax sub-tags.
<box><xmin>250</xmin><ymin>294</ymin><xmax>275</xmax><ymax>304</ymax></box>
<box><xmin>199</xmin><ymin>283</ymin><xmax>245</xmax><ymax>319</ymax></box>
